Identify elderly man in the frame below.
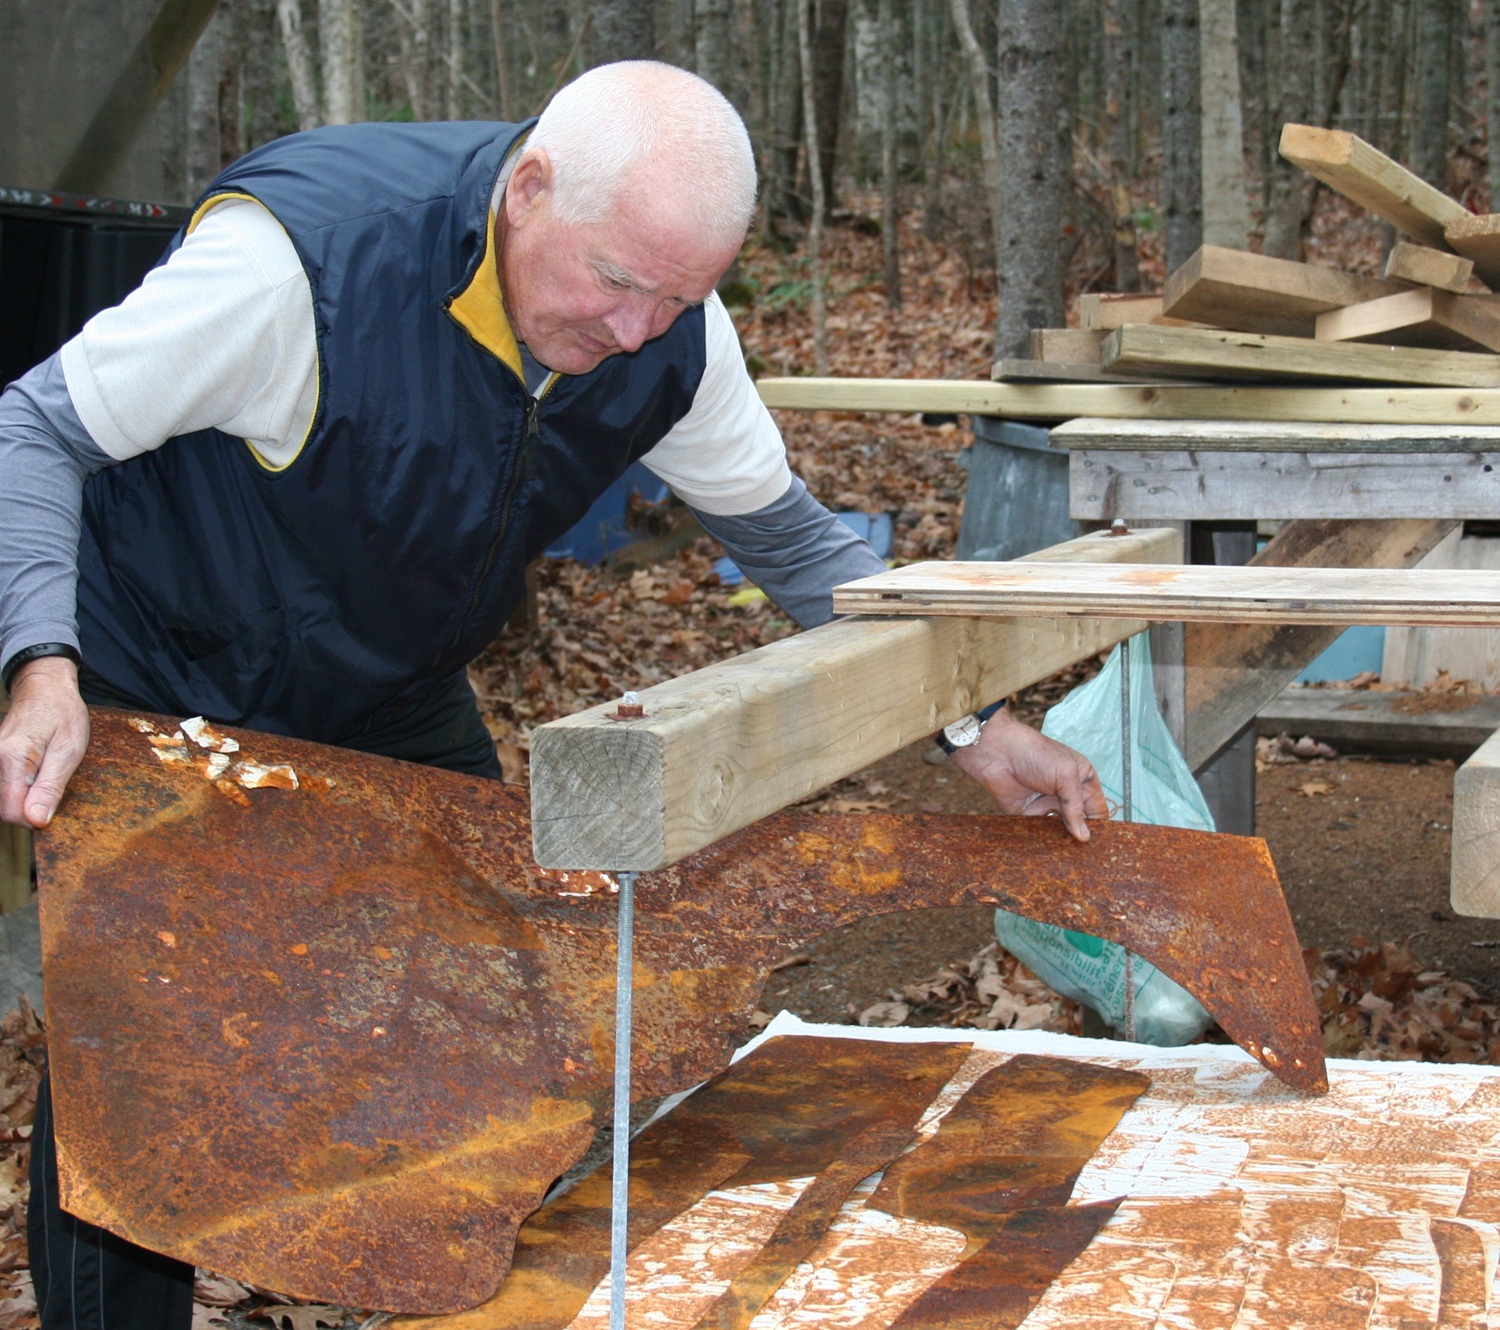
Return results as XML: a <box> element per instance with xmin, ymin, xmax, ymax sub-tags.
<box><xmin>0</xmin><ymin>61</ymin><xmax>1103</xmax><ymax>1325</ymax></box>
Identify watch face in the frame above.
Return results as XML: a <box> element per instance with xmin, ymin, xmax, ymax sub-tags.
<box><xmin>944</xmin><ymin>714</ymin><xmax>983</xmax><ymax>748</ymax></box>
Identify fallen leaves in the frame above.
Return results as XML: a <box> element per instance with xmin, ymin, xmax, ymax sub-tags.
<box><xmin>859</xmin><ymin>943</ymin><xmax>1081</xmax><ymax>1035</ymax></box>
<box><xmin>1301</xmin><ymin>781</ymin><xmax>1333</xmax><ymax>797</ymax></box>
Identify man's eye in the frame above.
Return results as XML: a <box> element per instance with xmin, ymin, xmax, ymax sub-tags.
<box><xmin>606</xmin><ymin>276</ymin><xmax>629</xmax><ymax>291</ymax></box>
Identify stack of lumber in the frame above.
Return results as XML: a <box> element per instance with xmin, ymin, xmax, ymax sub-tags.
<box><xmin>999</xmin><ymin>124</ymin><xmax>1500</xmax><ymax>391</ymax></box>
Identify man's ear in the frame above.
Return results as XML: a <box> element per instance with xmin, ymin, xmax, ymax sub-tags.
<box><xmin>505</xmin><ymin>148</ymin><xmax>553</xmax><ymax>228</ymax></box>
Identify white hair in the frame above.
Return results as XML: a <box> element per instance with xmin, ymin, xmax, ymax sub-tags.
<box><xmin>529</xmin><ymin>61</ymin><xmax>757</xmax><ymax>245</ymax></box>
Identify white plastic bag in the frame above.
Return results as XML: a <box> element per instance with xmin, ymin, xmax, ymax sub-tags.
<box><xmin>993</xmin><ymin>631</ymin><xmax>1217</xmax><ymax>1046</ymax></box>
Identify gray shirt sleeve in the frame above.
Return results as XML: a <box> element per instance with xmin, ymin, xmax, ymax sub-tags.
<box><xmin>0</xmin><ymin>354</ymin><xmax>115</xmax><ymax>680</ymax></box>
<box><xmin>690</xmin><ymin>476</ymin><xmax>888</xmax><ymax>629</ymax></box>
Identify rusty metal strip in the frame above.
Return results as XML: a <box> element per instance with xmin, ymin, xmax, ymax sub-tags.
<box><xmin>35</xmin><ymin>711</ymin><xmax>1319</xmax><ymax>1313</ymax></box>
<box><xmin>690</xmin><ymin>1121</ymin><xmax>916</xmax><ymax>1330</ymax></box>
<box><xmin>394</xmin><ymin>1037</ymin><xmax>968</xmax><ymax>1330</ymax></box>
<box><xmin>868</xmin><ymin>1055</ymin><xmax>1151</xmax><ymax>1239</ymax></box>
<box><xmin>887</xmin><ymin>1200</ymin><xmax>1122</xmax><ymax>1330</ymax></box>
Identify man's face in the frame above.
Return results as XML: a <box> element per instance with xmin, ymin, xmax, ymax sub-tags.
<box><xmin>498</xmin><ymin>149</ymin><xmax>740</xmax><ymax>375</ymax></box>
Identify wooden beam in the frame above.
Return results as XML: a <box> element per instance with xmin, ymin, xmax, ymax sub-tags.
<box><xmin>1161</xmin><ymin>245</ymin><xmax>1404</xmax><ymax>337</ymax></box>
<box><xmin>1445</xmin><ymin>215</ymin><xmax>1500</xmax><ymax>290</ymax></box>
<box><xmin>1277</xmin><ymin>123</ymin><xmax>1468</xmax><ymax>249</ymax></box>
<box><xmin>0</xmin><ymin>692</ymin><xmax>31</xmax><ymax>915</ymax></box>
<box><xmin>988</xmin><ymin>360</ymin><xmax>1181</xmax><ymax>385</ymax></box>
<box><xmin>528</xmin><ymin>526</ymin><xmax>1181</xmax><ymax>871</ymax></box>
<box><xmin>754</xmin><ymin>377</ymin><xmax>1500</xmax><ymax>424</ymax></box>
<box><xmin>1453</xmin><ymin>725</ymin><xmax>1500</xmax><ymax>917</ymax></box>
<box><xmin>1314</xmin><ymin>288</ymin><xmax>1500</xmax><ymax>353</ymax></box>
<box><xmin>1181</xmin><ymin>519</ymin><xmax>1457</xmax><ymax>770</ymax></box>
<box><xmin>1050</xmin><ymin>416</ymin><xmax>1500</xmax><ymax>451</ymax></box>
<box><xmin>1102</xmin><ymin>323</ymin><xmax>1500</xmax><ymax>387</ymax></box>
<box><xmin>1031</xmin><ymin>328</ymin><xmax>1105</xmax><ymax>363</ymax></box>
<box><xmin>831</xmin><ymin>559</ymin><xmax>1500</xmax><ymax>626</ymax></box>
<box><xmin>1070</xmin><ymin>448</ymin><xmax>1500</xmax><ymax>521</ymax></box>
<box><xmin>1383</xmin><ymin>241</ymin><xmax>1477</xmax><ymax>293</ymax></box>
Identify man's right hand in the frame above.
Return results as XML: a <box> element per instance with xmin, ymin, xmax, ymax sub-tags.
<box><xmin>0</xmin><ymin>656</ymin><xmax>90</xmax><ymax>828</ymax></box>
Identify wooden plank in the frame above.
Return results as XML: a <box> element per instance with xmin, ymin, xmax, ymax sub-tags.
<box><xmin>1315</xmin><ymin>288</ymin><xmax>1500</xmax><ymax>353</ymax></box>
<box><xmin>1445</xmin><ymin>214</ymin><xmax>1500</xmax><ymax>290</ymax></box>
<box><xmin>830</xmin><ymin>559</ymin><xmax>1500</xmax><ymax>627</ymax></box>
<box><xmin>1070</xmin><ymin>448</ymin><xmax>1500</xmax><ymax>521</ymax></box>
<box><xmin>1258</xmin><ymin>687</ymin><xmax>1500</xmax><ymax>755</ymax></box>
<box><xmin>0</xmin><ymin>690</ymin><xmax>31</xmax><ymax>915</ymax></box>
<box><xmin>1103</xmin><ymin>323</ymin><xmax>1500</xmax><ymax>387</ymax></box>
<box><xmin>1278</xmin><ymin>123</ymin><xmax>1468</xmax><ymax>249</ymax></box>
<box><xmin>1078</xmin><ymin>293</ymin><xmax>1163</xmax><ymax>329</ymax></box>
<box><xmin>1161</xmin><ymin>245</ymin><xmax>1405</xmax><ymax>337</ymax></box>
<box><xmin>1384</xmin><ymin>241</ymin><xmax>1477</xmax><ymax>293</ymax></box>
<box><xmin>1181</xmin><ymin>518</ymin><xmax>1457</xmax><ymax>770</ymax></box>
<box><xmin>1452</xmin><ymin>724</ymin><xmax>1500</xmax><ymax>916</ymax></box>
<box><xmin>988</xmin><ymin>360</ymin><xmax>1192</xmax><ymax>386</ymax></box>
<box><xmin>528</xmin><ymin>526</ymin><xmax>1181</xmax><ymax>871</ymax></box>
<box><xmin>754</xmin><ymin>377</ymin><xmax>1500</xmax><ymax>424</ymax></box>
<box><xmin>1382</xmin><ymin>528</ymin><xmax>1500</xmax><ymax>692</ymax></box>
<box><xmin>1031</xmin><ymin>328</ymin><xmax>1104</xmax><ymax>363</ymax></box>
<box><xmin>1050</xmin><ymin>416</ymin><xmax>1500</xmax><ymax>451</ymax></box>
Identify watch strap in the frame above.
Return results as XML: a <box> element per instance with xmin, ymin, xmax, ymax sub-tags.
<box><xmin>934</xmin><ymin>700</ymin><xmax>1006</xmax><ymax>754</ymax></box>
<box><xmin>1</xmin><ymin>642</ymin><xmax>82</xmax><ymax>693</ymax></box>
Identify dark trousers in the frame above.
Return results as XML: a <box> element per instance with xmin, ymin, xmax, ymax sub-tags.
<box><xmin>31</xmin><ymin>668</ymin><xmax>502</xmax><ymax>1327</ymax></box>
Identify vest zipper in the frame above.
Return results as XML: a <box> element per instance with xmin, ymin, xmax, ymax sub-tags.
<box><xmin>442</xmin><ymin>373</ymin><xmax>558</xmax><ymax>663</ymax></box>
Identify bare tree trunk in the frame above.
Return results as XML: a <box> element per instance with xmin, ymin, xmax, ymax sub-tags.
<box><xmin>445</xmin><ymin>0</ymin><xmax>464</xmax><ymax>115</ymax></box>
<box><xmin>920</xmin><ymin>0</ymin><xmax>950</xmax><ymax>239</ymax></box>
<box><xmin>319</xmin><ymin>0</ymin><xmax>362</xmax><ymax>123</ymax></box>
<box><xmin>398</xmin><ymin>0</ymin><xmax>436</xmax><ymax>120</ymax></box>
<box><xmin>1200</xmin><ymin>0</ymin><xmax>1249</xmax><ymax>249</ymax></box>
<box><xmin>765</xmin><ymin>0</ymin><xmax>803</xmax><ymax>236</ymax></box>
<box><xmin>696</xmin><ymin>0</ymin><xmax>734</xmax><ymax>96</ymax></box>
<box><xmin>812</xmin><ymin>0</ymin><xmax>849</xmax><ymax>215</ymax></box>
<box><xmin>185</xmin><ymin>7</ymin><xmax>227</xmax><ymax>198</ymax></box>
<box><xmin>994</xmin><ymin>0</ymin><xmax>1063</xmax><ymax>359</ymax></box>
<box><xmin>241</xmin><ymin>0</ymin><xmax>279</xmax><ymax>146</ymax></box>
<box><xmin>1104</xmin><ymin>0</ymin><xmax>1140</xmax><ymax>289</ymax></box>
<box><xmin>948</xmin><ymin>0</ymin><xmax>1000</xmax><ymax>258</ymax></box>
<box><xmin>879</xmin><ymin>0</ymin><xmax>901</xmax><ymax>306</ymax></box>
<box><xmin>278</xmin><ymin>0</ymin><xmax>322</xmax><ymax>130</ymax></box>
<box><xmin>592</xmin><ymin>0</ymin><xmax>656</xmax><ymax>63</ymax></box>
<box><xmin>1262</xmin><ymin>0</ymin><xmax>1312</xmax><ymax>257</ymax></box>
<box><xmin>798</xmin><ymin>0</ymin><xmax>828</xmax><ymax>372</ymax></box>
<box><xmin>1488</xmin><ymin>0</ymin><xmax>1500</xmax><ymax>209</ymax></box>
<box><xmin>1160</xmin><ymin>0</ymin><xmax>1202</xmax><ymax>275</ymax></box>
<box><xmin>1413</xmin><ymin>0</ymin><xmax>1453</xmax><ymax>188</ymax></box>
<box><xmin>492</xmin><ymin>0</ymin><xmax>514</xmax><ymax>117</ymax></box>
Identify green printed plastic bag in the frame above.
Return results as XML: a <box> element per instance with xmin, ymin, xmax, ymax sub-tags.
<box><xmin>993</xmin><ymin>631</ymin><xmax>1216</xmax><ymax>1046</ymax></box>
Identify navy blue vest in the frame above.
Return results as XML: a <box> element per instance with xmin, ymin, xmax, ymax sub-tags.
<box><xmin>74</xmin><ymin>121</ymin><xmax>707</xmax><ymax>743</ymax></box>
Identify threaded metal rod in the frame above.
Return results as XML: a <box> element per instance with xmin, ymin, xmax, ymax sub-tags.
<box><xmin>1119</xmin><ymin>638</ymin><xmax>1136</xmax><ymax>1043</ymax></box>
<box><xmin>609</xmin><ymin>870</ymin><xmax>637</xmax><ymax>1330</ymax></box>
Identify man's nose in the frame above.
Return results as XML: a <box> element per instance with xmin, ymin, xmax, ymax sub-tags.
<box><xmin>603</xmin><ymin>299</ymin><xmax>661</xmax><ymax>353</ymax></box>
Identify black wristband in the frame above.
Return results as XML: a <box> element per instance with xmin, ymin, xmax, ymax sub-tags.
<box><xmin>934</xmin><ymin>700</ymin><xmax>1006</xmax><ymax>754</ymax></box>
<box><xmin>1</xmin><ymin>642</ymin><xmax>82</xmax><ymax>693</ymax></box>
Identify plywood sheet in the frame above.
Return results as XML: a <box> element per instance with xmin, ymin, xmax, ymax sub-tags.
<box><xmin>567</xmin><ymin>1018</ymin><xmax>1500</xmax><ymax>1330</ymax></box>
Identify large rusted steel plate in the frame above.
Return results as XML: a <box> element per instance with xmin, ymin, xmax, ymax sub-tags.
<box><xmin>35</xmin><ymin>710</ymin><xmax>1323</xmax><ymax>1313</ymax></box>
<box><xmin>397</xmin><ymin>1036</ymin><xmax>971</xmax><ymax>1330</ymax></box>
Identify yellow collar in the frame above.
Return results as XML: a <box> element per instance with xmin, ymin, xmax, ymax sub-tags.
<box><xmin>447</xmin><ymin>210</ymin><xmax>525</xmax><ymax>380</ymax></box>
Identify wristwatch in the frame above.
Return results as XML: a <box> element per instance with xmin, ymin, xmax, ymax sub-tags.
<box><xmin>935</xmin><ymin>700</ymin><xmax>1005</xmax><ymax>754</ymax></box>
<box><xmin>1</xmin><ymin>642</ymin><xmax>81</xmax><ymax>693</ymax></box>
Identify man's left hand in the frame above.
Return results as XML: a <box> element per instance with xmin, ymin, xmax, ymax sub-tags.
<box><xmin>948</xmin><ymin>707</ymin><xmax>1107</xmax><ymax>842</ymax></box>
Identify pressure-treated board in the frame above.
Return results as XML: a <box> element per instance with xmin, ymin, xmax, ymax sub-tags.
<box><xmin>1031</xmin><ymin>328</ymin><xmax>1105</xmax><ymax>362</ymax></box>
<box><xmin>1050</xmin><ymin>416</ymin><xmax>1500</xmax><ymax>451</ymax></box>
<box><xmin>989</xmin><ymin>359</ymin><xmax>1182</xmax><ymax>385</ymax></box>
<box><xmin>1078</xmin><ymin>292</ymin><xmax>1164</xmax><ymax>329</ymax></box>
<box><xmin>1070</xmin><ymin>448</ymin><xmax>1500</xmax><ymax>521</ymax></box>
<box><xmin>1315</xmin><ymin>288</ymin><xmax>1500</xmax><ymax>353</ymax></box>
<box><xmin>831</xmin><ymin>560</ymin><xmax>1500</xmax><ymax>626</ymax></box>
<box><xmin>1278</xmin><ymin>123</ymin><xmax>1469</xmax><ymax>249</ymax></box>
<box><xmin>1445</xmin><ymin>214</ymin><xmax>1500</xmax><ymax>290</ymax></box>
<box><xmin>1384</xmin><ymin>241</ymin><xmax>1477</xmax><ymax>293</ymax></box>
<box><xmin>529</xmin><ymin>526</ymin><xmax>1181</xmax><ymax>871</ymax></box>
<box><xmin>754</xmin><ymin>377</ymin><xmax>1500</xmax><ymax>423</ymax></box>
<box><xmin>1452</xmin><ymin>724</ymin><xmax>1500</xmax><ymax>916</ymax></box>
<box><xmin>1102</xmin><ymin>323</ymin><xmax>1500</xmax><ymax>386</ymax></box>
<box><xmin>1180</xmin><ymin>518</ymin><xmax>1457</xmax><ymax>770</ymax></box>
<box><xmin>1160</xmin><ymin>245</ymin><xmax>1405</xmax><ymax>337</ymax></box>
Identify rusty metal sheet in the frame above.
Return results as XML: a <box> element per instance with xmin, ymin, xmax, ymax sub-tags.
<box><xmin>690</xmin><ymin>1121</ymin><xmax>916</xmax><ymax>1330</ymax></box>
<box><xmin>868</xmin><ymin>1054</ymin><xmax>1151</xmax><ymax>1239</ymax></box>
<box><xmin>888</xmin><ymin>1200</ymin><xmax>1122</xmax><ymax>1330</ymax></box>
<box><xmin>868</xmin><ymin>1055</ymin><xmax>1147</xmax><ymax>1330</ymax></box>
<box><xmin>35</xmin><ymin>710</ymin><xmax>1322</xmax><ymax>1313</ymax></box>
<box><xmin>395</xmin><ymin>1036</ymin><xmax>969</xmax><ymax>1330</ymax></box>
